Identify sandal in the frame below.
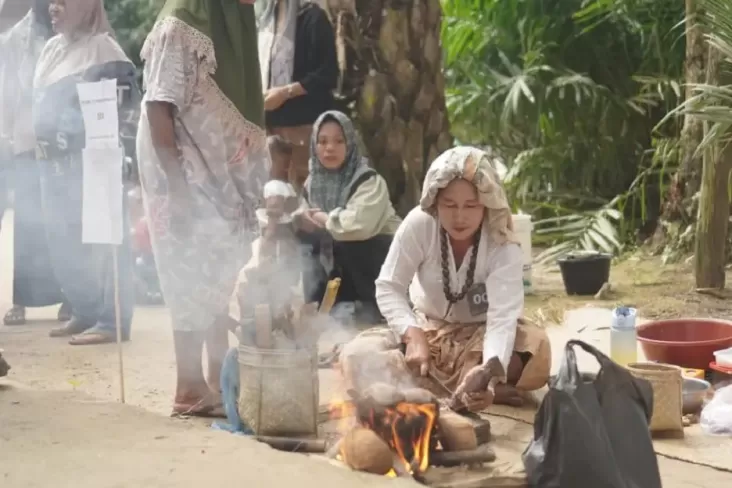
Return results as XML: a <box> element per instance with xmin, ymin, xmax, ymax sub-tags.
<box><xmin>57</xmin><ymin>302</ymin><xmax>72</xmax><ymax>322</ymax></box>
<box><xmin>171</xmin><ymin>396</ymin><xmax>226</xmax><ymax>419</ymax></box>
<box><xmin>68</xmin><ymin>326</ymin><xmax>128</xmax><ymax>346</ymax></box>
<box><xmin>49</xmin><ymin>318</ymin><xmax>92</xmax><ymax>338</ymax></box>
<box><xmin>3</xmin><ymin>306</ymin><xmax>26</xmax><ymax>326</ymax></box>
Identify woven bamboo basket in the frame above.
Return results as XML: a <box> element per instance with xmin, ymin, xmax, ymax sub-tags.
<box><xmin>627</xmin><ymin>362</ymin><xmax>683</xmax><ymax>434</ymax></box>
<box><xmin>237</xmin><ymin>343</ymin><xmax>319</xmax><ymax>437</ymax></box>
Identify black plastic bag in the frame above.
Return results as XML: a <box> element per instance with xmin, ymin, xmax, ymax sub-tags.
<box><xmin>522</xmin><ymin>340</ymin><xmax>662</xmax><ymax>488</ymax></box>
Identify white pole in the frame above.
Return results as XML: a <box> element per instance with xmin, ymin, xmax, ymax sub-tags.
<box><xmin>113</xmin><ymin>246</ymin><xmax>125</xmax><ymax>403</ymax></box>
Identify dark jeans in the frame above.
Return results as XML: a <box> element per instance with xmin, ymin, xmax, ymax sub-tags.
<box><xmin>38</xmin><ymin>155</ymin><xmax>134</xmax><ymax>336</ymax></box>
<box><xmin>298</xmin><ymin>230</ymin><xmax>392</xmax><ymax>321</ymax></box>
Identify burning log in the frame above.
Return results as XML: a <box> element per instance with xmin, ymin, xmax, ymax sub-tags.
<box><xmin>254</xmin><ymin>436</ymin><xmax>327</xmax><ymax>453</ymax></box>
<box><xmin>340</xmin><ymin>384</ymin><xmax>440</xmax><ymax>476</ymax></box>
<box><xmin>430</xmin><ymin>444</ymin><xmax>497</xmax><ymax>467</ymax></box>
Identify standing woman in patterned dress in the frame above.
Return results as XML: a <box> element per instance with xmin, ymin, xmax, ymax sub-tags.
<box><xmin>137</xmin><ymin>0</ymin><xmax>270</xmax><ymax>417</ymax></box>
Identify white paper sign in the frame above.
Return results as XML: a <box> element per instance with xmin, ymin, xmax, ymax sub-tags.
<box><xmin>81</xmin><ymin>147</ymin><xmax>124</xmax><ymax>245</ymax></box>
<box><xmin>76</xmin><ymin>79</ymin><xmax>119</xmax><ymax>148</ymax></box>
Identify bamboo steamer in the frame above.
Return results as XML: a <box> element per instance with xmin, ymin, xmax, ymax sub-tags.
<box><xmin>237</xmin><ymin>305</ymin><xmax>319</xmax><ymax>437</ymax></box>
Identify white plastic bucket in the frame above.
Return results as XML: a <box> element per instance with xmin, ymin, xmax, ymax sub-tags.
<box><xmin>512</xmin><ymin>214</ymin><xmax>533</xmax><ymax>294</ymax></box>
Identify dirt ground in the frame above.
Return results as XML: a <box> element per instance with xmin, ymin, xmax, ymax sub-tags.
<box><xmin>1</xmin><ymin>211</ymin><xmax>732</xmax><ymax>487</ymax></box>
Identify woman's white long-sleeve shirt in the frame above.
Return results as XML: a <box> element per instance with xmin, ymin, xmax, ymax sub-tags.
<box><xmin>375</xmin><ymin>207</ymin><xmax>524</xmax><ymax>372</ymax></box>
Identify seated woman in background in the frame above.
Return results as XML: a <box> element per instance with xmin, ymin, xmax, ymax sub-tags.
<box><xmin>296</xmin><ymin>110</ymin><xmax>400</xmax><ymax>324</ymax></box>
<box><xmin>340</xmin><ymin>146</ymin><xmax>550</xmax><ymax>411</ymax></box>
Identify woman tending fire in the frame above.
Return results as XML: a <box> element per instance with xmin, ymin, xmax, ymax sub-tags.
<box><xmin>339</xmin><ymin>146</ymin><xmax>551</xmax><ymax>412</ymax></box>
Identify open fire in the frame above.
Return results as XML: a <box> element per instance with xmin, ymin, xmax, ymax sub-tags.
<box><xmin>331</xmin><ymin>389</ymin><xmax>439</xmax><ymax>477</ymax></box>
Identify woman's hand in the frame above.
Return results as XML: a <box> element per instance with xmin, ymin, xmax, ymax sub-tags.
<box><xmin>311</xmin><ymin>210</ymin><xmax>328</xmax><ymax>227</ymax></box>
<box><xmin>403</xmin><ymin>326</ymin><xmax>430</xmax><ymax>377</ymax></box>
<box><xmin>450</xmin><ymin>364</ymin><xmax>495</xmax><ymax>411</ymax></box>
<box><xmin>263</xmin><ymin>87</ymin><xmax>289</xmax><ymax>111</ymax></box>
<box><xmin>295</xmin><ymin>208</ymin><xmax>324</xmax><ymax>233</ymax></box>
<box><xmin>450</xmin><ymin>357</ymin><xmax>505</xmax><ymax>411</ymax></box>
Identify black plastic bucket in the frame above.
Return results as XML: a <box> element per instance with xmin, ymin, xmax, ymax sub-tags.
<box><xmin>557</xmin><ymin>252</ymin><xmax>612</xmax><ymax>296</ymax></box>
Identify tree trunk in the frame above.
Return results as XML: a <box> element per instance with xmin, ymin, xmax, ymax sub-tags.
<box><xmin>324</xmin><ymin>0</ymin><xmax>453</xmax><ymax>214</ymax></box>
<box><xmin>655</xmin><ymin>0</ymin><xmax>706</xmax><ymax>242</ymax></box>
<box><xmin>694</xmin><ymin>46</ymin><xmax>731</xmax><ymax>289</ymax></box>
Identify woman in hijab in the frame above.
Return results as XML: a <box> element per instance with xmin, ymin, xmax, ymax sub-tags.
<box><xmin>32</xmin><ymin>0</ymin><xmax>139</xmax><ymax>345</ymax></box>
<box><xmin>296</xmin><ymin>110</ymin><xmax>401</xmax><ymax>324</ymax></box>
<box><xmin>256</xmin><ymin>0</ymin><xmax>337</xmax><ymax>188</ymax></box>
<box><xmin>0</xmin><ymin>0</ymin><xmax>70</xmax><ymax>326</ymax></box>
<box><xmin>339</xmin><ymin>147</ymin><xmax>551</xmax><ymax>411</ymax></box>
<box><xmin>138</xmin><ymin>0</ymin><xmax>269</xmax><ymax>417</ymax></box>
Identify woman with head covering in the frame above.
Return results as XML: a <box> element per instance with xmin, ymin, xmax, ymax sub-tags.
<box><xmin>137</xmin><ymin>0</ymin><xmax>269</xmax><ymax>417</ymax></box>
<box><xmin>32</xmin><ymin>0</ymin><xmax>139</xmax><ymax>345</ymax></box>
<box><xmin>256</xmin><ymin>0</ymin><xmax>338</xmax><ymax>188</ymax></box>
<box><xmin>340</xmin><ymin>146</ymin><xmax>551</xmax><ymax>411</ymax></box>
<box><xmin>0</xmin><ymin>0</ymin><xmax>71</xmax><ymax>326</ymax></box>
<box><xmin>295</xmin><ymin>110</ymin><xmax>401</xmax><ymax>324</ymax></box>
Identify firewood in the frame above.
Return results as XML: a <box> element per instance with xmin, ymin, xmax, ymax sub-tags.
<box><xmin>319</xmin><ymin>278</ymin><xmax>341</xmax><ymax>314</ymax></box>
<box><xmin>431</xmin><ymin>444</ymin><xmax>496</xmax><ymax>467</ymax></box>
<box><xmin>254</xmin><ymin>436</ymin><xmax>327</xmax><ymax>453</ymax></box>
<box><xmin>438</xmin><ymin>410</ymin><xmax>477</xmax><ymax>451</ymax></box>
<box><xmin>341</xmin><ymin>427</ymin><xmax>394</xmax><ymax>475</ymax></box>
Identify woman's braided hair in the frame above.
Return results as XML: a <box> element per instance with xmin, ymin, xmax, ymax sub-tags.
<box><xmin>439</xmin><ymin>224</ymin><xmax>482</xmax><ymax>305</ymax></box>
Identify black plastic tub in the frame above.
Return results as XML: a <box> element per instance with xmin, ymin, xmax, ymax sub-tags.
<box><xmin>557</xmin><ymin>252</ymin><xmax>612</xmax><ymax>296</ymax></box>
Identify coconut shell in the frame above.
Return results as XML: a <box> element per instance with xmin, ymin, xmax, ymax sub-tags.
<box><xmin>342</xmin><ymin>427</ymin><xmax>394</xmax><ymax>475</ymax></box>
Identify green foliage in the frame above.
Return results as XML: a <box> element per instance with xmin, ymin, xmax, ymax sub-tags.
<box><xmin>441</xmin><ymin>0</ymin><xmax>686</xmax><ymax>261</ymax></box>
<box><xmin>661</xmin><ymin>0</ymin><xmax>732</xmax><ymax>149</ymax></box>
<box><xmin>105</xmin><ymin>0</ymin><xmax>164</xmax><ymax>66</ymax></box>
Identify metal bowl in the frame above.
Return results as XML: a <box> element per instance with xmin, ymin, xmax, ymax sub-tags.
<box><xmin>682</xmin><ymin>377</ymin><xmax>711</xmax><ymax>415</ymax></box>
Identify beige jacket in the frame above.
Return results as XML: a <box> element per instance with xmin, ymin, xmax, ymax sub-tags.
<box><xmin>301</xmin><ymin>173</ymin><xmax>402</xmax><ymax>242</ymax></box>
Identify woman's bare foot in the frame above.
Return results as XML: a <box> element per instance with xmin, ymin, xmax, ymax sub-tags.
<box><xmin>172</xmin><ymin>387</ymin><xmax>225</xmax><ymax>418</ymax></box>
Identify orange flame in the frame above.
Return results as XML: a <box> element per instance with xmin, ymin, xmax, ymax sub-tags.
<box><xmin>332</xmin><ymin>398</ymin><xmax>437</xmax><ymax>476</ymax></box>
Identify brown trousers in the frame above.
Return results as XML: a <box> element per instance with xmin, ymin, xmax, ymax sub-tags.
<box><xmin>267</xmin><ymin>124</ymin><xmax>313</xmax><ymax>190</ymax></box>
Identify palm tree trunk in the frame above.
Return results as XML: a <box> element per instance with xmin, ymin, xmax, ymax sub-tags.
<box><xmin>324</xmin><ymin>0</ymin><xmax>453</xmax><ymax>214</ymax></box>
<box><xmin>661</xmin><ymin>0</ymin><xmax>706</xmax><ymax>225</ymax></box>
<box><xmin>694</xmin><ymin>45</ymin><xmax>731</xmax><ymax>289</ymax></box>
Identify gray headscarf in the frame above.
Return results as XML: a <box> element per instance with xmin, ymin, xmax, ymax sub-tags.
<box><xmin>305</xmin><ymin>110</ymin><xmax>372</xmax><ymax>213</ymax></box>
<box><xmin>256</xmin><ymin>0</ymin><xmax>310</xmax><ymax>90</ymax></box>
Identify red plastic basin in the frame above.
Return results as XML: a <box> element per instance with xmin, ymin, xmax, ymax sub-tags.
<box><xmin>636</xmin><ymin>318</ymin><xmax>732</xmax><ymax>370</ymax></box>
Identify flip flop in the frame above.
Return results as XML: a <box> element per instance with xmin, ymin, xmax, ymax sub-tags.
<box><xmin>171</xmin><ymin>398</ymin><xmax>226</xmax><ymax>419</ymax></box>
<box><xmin>68</xmin><ymin>330</ymin><xmax>117</xmax><ymax>346</ymax></box>
<box><xmin>50</xmin><ymin>318</ymin><xmax>92</xmax><ymax>338</ymax></box>
<box><xmin>3</xmin><ymin>306</ymin><xmax>26</xmax><ymax>326</ymax></box>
